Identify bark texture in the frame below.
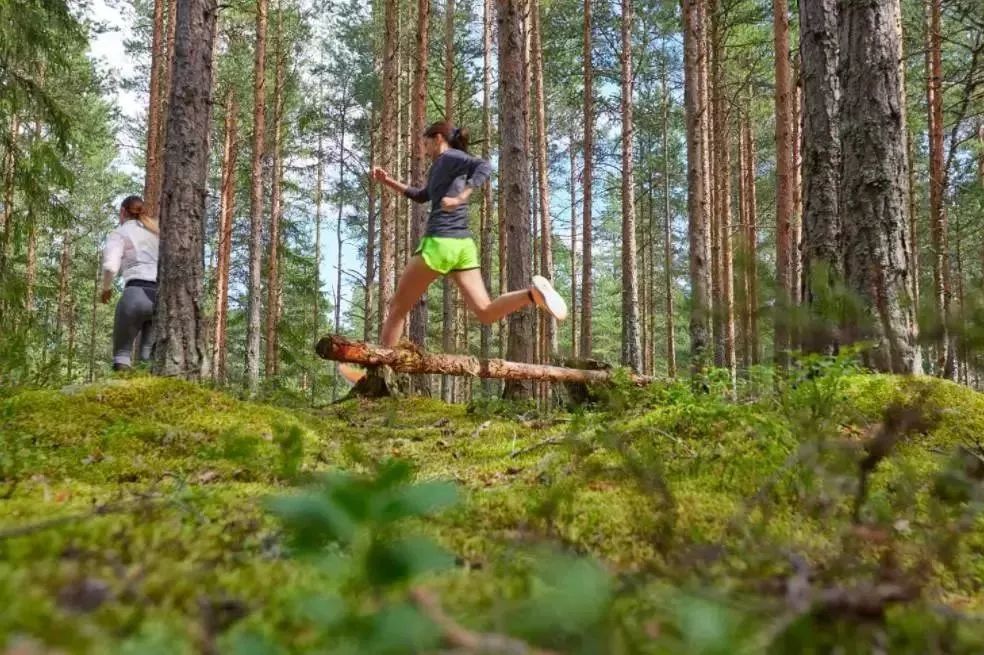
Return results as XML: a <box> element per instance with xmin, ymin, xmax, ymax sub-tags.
<box><xmin>153</xmin><ymin>0</ymin><xmax>218</xmax><ymax>379</ymax></box>
<box><xmin>683</xmin><ymin>0</ymin><xmax>711</xmax><ymax>373</ymax></box>
<box><xmin>213</xmin><ymin>91</ymin><xmax>237</xmax><ymax>383</ymax></box>
<box><xmin>497</xmin><ymin>0</ymin><xmax>534</xmax><ymax>399</ymax></box>
<box><xmin>317</xmin><ymin>336</ymin><xmax>655</xmax><ymax>386</ymax></box>
<box><xmin>839</xmin><ymin>0</ymin><xmax>921</xmax><ymax>374</ymax></box>
<box><xmin>799</xmin><ymin>0</ymin><xmax>842</xmax><ymax>355</ymax></box>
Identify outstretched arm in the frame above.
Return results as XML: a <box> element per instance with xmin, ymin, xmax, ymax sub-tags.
<box><xmin>373</xmin><ymin>166</ymin><xmax>429</xmax><ymax>203</ymax></box>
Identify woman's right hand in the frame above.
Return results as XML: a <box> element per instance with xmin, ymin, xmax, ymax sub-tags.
<box><xmin>101</xmin><ymin>289</ymin><xmax>112</xmax><ymax>304</ymax></box>
<box><xmin>372</xmin><ymin>166</ymin><xmax>389</xmax><ymax>182</ymax></box>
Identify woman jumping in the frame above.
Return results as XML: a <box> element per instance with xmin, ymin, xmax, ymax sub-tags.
<box><xmin>341</xmin><ymin>121</ymin><xmax>567</xmax><ymax>383</ymax></box>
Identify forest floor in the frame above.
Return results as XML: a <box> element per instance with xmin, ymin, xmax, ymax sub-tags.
<box><xmin>2</xmin><ymin>364</ymin><xmax>984</xmax><ymax>654</ymax></box>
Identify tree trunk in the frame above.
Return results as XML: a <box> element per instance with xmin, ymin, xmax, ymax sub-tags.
<box><xmin>799</xmin><ymin>0</ymin><xmax>841</xmax><ymax>355</ymax></box>
<box><xmin>773</xmin><ymin>0</ymin><xmax>794</xmax><ymax>366</ymax></box>
<box><xmin>313</xmin><ymin>122</ymin><xmax>323</xmax><ymax>401</ymax></box>
<box><xmin>265</xmin><ymin>17</ymin><xmax>285</xmax><ymax>378</ymax></box>
<box><xmin>745</xmin><ymin>107</ymin><xmax>760</xmax><ymax>365</ymax></box>
<box><xmin>213</xmin><ymin>91</ymin><xmax>237</xmax><ymax>383</ymax></box>
<box><xmin>318</xmin><ymin>335</ymin><xmax>655</xmax><ymax>386</ymax></box>
<box><xmin>683</xmin><ymin>0</ymin><xmax>711</xmax><ymax>374</ymax></box>
<box><xmin>710</xmin><ymin>0</ymin><xmax>734</xmax><ymax>380</ymax></box>
<box><xmin>497</xmin><ymin>0</ymin><xmax>534</xmax><ymax>399</ymax></box>
<box><xmin>144</xmin><ymin>0</ymin><xmax>167</xmax><ymax>212</ymax></box>
<box><xmin>335</xmin><ymin>103</ymin><xmax>347</xmax><ymax>400</ymax></box>
<box><xmin>0</xmin><ymin>115</ymin><xmax>18</xmax><ymax>272</ymax></box>
<box><xmin>569</xmin><ymin>139</ymin><xmax>579</xmax><ymax>360</ymax></box>
<box><xmin>737</xmin><ymin>105</ymin><xmax>749</xmax><ymax>370</ymax></box>
<box><xmin>926</xmin><ymin>0</ymin><xmax>952</xmax><ymax>378</ymax></box>
<box><xmin>245</xmin><ymin>0</ymin><xmax>268</xmax><ymax>393</ymax></box>
<box><xmin>378</xmin><ymin>0</ymin><xmax>399</xmax><ymax>340</ymax></box>
<box><xmin>662</xmin><ymin>55</ymin><xmax>676</xmax><ymax>378</ymax></box>
<box><xmin>88</xmin><ymin>248</ymin><xmax>99</xmax><ymax>382</ymax></box>
<box><xmin>153</xmin><ymin>0</ymin><xmax>218</xmax><ymax>379</ymax></box>
<box><xmin>365</xmin><ymin>114</ymin><xmax>378</xmax><ymax>342</ymax></box>
<box><xmin>531</xmin><ymin>0</ymin><xmax>555</xmax><ymax>365</ymax></box>
<box><xmin>619</xmin><ymin>0</ymin><xmax>642</xmax><ymax>371</ymax></box>
<box><xmin>579</xmin><ymin>0</ymin><xmax>594</xmax><ymax>359</ymax></box>
<box><xmin>56</xmin><ymin>231</ymin><xmax>71</xmax><ymax>338</ymax></box>
<box><xmin>906</xmin><ymin>128</ymin><xmax>919</xmax><ymax>313</ymax></box>
<box><xmin>791</xmin><ymin>67</ymin><xmax>803</xmax><ymax>310</ymax></box>
<box><xmin>480</xmin><ymin>0</ymin><xmax>493</xmax><ymax>390</ymax></box>
<box><xmin>839</xmin><ymin>0</ymin><xmax>920</xmax><ymax>374</ymax></box>
<box><xmin>408</xmin><ymin>0</ymin><xmax>430</xmax><ymax>392</ymax></box>
<box><xmin>442</xmin><ymin>0</ymin><xmax>456</xmax><ymax>402</ymax></box>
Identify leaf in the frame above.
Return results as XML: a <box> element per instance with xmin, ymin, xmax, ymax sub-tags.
<box><xmin>511</xmin><ymin>553</ymin><xmax>613</xmax><ymax>638</ymax></box>
<box><xmin>376</xmin><ymin>481</ymin><xmax>459</xmax><ymax>524</ymax></box>
<box><xmin>266</xmin><ymin>493</ymin><xmax>357</xmax><ymax>549</ymax></box>
<box><xmin>365</xmin><ymin>536</ymin><xmax>455</xmax><ymax>588</ymax></box>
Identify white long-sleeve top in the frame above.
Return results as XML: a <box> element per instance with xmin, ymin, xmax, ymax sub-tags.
<box><xmin>102</xmin><ymin>220</ymin><xmax>159</xmax><ymax>284</ymax></box>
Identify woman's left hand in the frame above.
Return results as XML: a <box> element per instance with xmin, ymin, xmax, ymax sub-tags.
<box><xmin>440</xmin><ymin>195</ymin><xmax>462</xmax><ymax>211</ymax></box>
<box><xmin>101</xmin><ymin>289</ymin><xmax>112</xmax><ymax>304</ymax></box>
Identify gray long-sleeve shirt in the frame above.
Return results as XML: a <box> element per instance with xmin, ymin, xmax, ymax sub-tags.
<box><xmin>404</xmin><ymin>148</ymin><xmax>492</xmax><ymax>238</ymax></box>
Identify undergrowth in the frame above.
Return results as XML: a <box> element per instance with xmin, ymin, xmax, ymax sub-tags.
<box><xmin>2</xmin><ymin>358</ymin><xmax>984</xmax><ymax>653</ymax></box>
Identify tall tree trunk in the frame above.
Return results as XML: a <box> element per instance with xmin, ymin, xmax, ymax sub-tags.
<box><xmin>791</xmin><ymin>67</ymin><xmax>803</xmax><ymax>309</ymax></box>
<box><xmin>0</xmin><ymin>115</ymin><xmax>18</xmax><ymax>272</ymax></box>
<box><xmin>737</xmin><ymin>106</ymin><xmax>749</xmax><ymax>370</ymax></box>
<box><xmin>480</xmin><ymin>0</ymin><xmax>493</xmax><ymax>389</ymax></box>
<box><xmin>25</xmin><ymin>219</ymin><xmax>36</xmax><ymax>315</ymax></box>
<box><xmin>89</xmin><ymin>248</ymin><xmax>99</xmax><ymax>382</ymax></box>
<box><xmin>153</xmin><ymin>0</ymin><xmax>218</xmax><ymax>379</ymax></box>
<box><xmin>708</xmin><ymin>4</ymin><xmax>722</xmax><ymax>368</ymax></box>
<box><xmin>569</xmin><ymin>139</ymin><xmax>579</xmax><ymax>359</ymax></box>
<box><xmin>145</xmin><ymin>0</ymin><xmax>167</xmax><ymax>212</ymax></box>
<box><xmin>497</xmin><ymin>0</ymin><xmax>534</xmax><ymax>399</ymax></box>
<box><xmin>799</xmin><ymin>0</ymin><xmax>841</xmax><ymax>355</ymax></box>
<box><xmin>56</xmin><ymin>231</ymin><xmax>71</xmax><ymax>338</ymax></box>
<box><xmin>265</xmin><ymin>15</ymin><xmax>285</xmax><ymax>378</ymax></box>
<box><xmin>312</xmin><ymin>116</ymin><xmax>323</xmax><ymax>402</ymax></box>
<box><xmin>378</xmin><ymin>0</ymin><xmax>399</xmax><ymax>340</ymax></box>
<box><xmin>365</xmin><ymin>114</ymin><xmax>377</xmax><ymax>342</ymax></box>
<box><xmin>772</xmin><ymin>0</ymin><xmax>794</xmax><ymax>366</ymax></box>
<box><xmin>579</xmin><ymin>0</ymin><xmax>594</xmax><ymax>359</ymax></box>
<box><xmin>619</xmin><ymin>0</ymin><xmax>642</xmax><ymax>371</ymax></box>
<box><xmin>926</xmin><ymin>0</ymin><xmax>952</xmax><ymax>378</ymax></box>
<box><xmin>531</xmin><ymin>0</ymin><xmax>555</xmax><ymax>365</ymax></box>
<box><xmin>710</xmin><ymin>0</ymin><xmax>734</xmax><ymax>380</ymax></box>
<box><xmin>906</xmin><ymin>128</ymin><xmax>919</xmax><ymax>313</ymax></box>
<box><xmin>839</xmin><ymin>0</ymin><xmax>920</xmax><ymax>374</ymax></box>
<box><xmin>683</xmin><ymin>0</ymin><xmax>711</xmax><ymax>374</ymax></box>
<box><xmin>245</xmin><ymin>0</ymin><xmax>268</xmax><ymax>393</ymax></box>
<box><xmin>744</xmin><ymin>105</ymin><xmax>759</xmax><ymax>365</ymax></box>
<box><xmin>662</xmin><ymin>55</ymin><xmax>676</xmax><ymax>378</ymax></box>
<box><xmin>442</xmin><ymin>0</ymin><xmax>456</xmax><ymax>401</ymax></box>
<box><xmin>213</xmin><ymin>91</ymin><xmax>237</xmax><ymax>383</ymax></box>
<box><xmin>408</xmin><ymin>0</ymin><xmax>431</xmax><ymax>393</ymax></box>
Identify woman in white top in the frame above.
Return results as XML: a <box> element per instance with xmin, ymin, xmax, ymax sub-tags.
<box><xmin>101</xmin><ymin>195</ymin><xmax>160</xmax><ymax>370</ymax></box>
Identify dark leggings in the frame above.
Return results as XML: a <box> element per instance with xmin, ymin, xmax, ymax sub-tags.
<box><xmin>113</xmin><ymin>284</ymin><xmax>157</xmax><ymax>366</ymax></box>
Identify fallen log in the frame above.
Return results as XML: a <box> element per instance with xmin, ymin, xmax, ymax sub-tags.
<box><xmin>316</xmin><ymin>335</ymin><xmax>655</xmax><ymax>386</ymax></box>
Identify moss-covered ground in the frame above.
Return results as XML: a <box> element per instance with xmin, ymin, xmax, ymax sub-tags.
<box><xmin>3</xmin><ymin>370</ymin><xmax>984</xmax><ymax>653</ymax></box>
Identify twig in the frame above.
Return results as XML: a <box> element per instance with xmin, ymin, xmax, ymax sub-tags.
<box><xmin>510</xmin><ymin>437</ymin><xmax>567</xmax><ymax>459</ymax></box>
<box><xmin>410</xmin><ymin>588</ymin><xmax>560</xmax><ymax>655</ymax></box>
<box><xmin>0</xmin><ymin>494</ymin><xmax>165</xmax><ymax>541</ymax></box>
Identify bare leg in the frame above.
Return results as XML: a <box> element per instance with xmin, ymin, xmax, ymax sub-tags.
<box><xmin>380</xmin><ymin>256</ymin><xmax>441</xmax><ymax>346</ymax></box>
<box><xmin>451</xmin><ymin>268</ymin><xmax>532</xmax><ymax>325</ymax></box>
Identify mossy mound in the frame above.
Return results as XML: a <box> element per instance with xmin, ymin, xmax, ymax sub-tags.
<box><xmin>2</xmin><ymin>372</ymin><xmax>984</xmax><ymax>653</ymax></box>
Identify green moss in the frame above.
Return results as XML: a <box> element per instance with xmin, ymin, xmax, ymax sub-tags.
<box><xmin>3</xmin><ymin>373</ymin><xmax>984</xmax><ymax>652</ymax></box>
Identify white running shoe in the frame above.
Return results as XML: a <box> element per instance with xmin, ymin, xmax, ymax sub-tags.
<box><xmin>531</xmin><ymin>275</ymin><xmax>568</xmax><ymax>321</ymax></box>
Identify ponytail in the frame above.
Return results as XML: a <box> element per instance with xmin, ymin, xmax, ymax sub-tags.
<box><xmin>424</xmin><ymin>121</ymin><xmax>470</xmax><ymax>153</ymax></box>
<box><xmin>120</xmin><ymin>195</ymin><xmax>160</xmax><ymax>236</ymax></box>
